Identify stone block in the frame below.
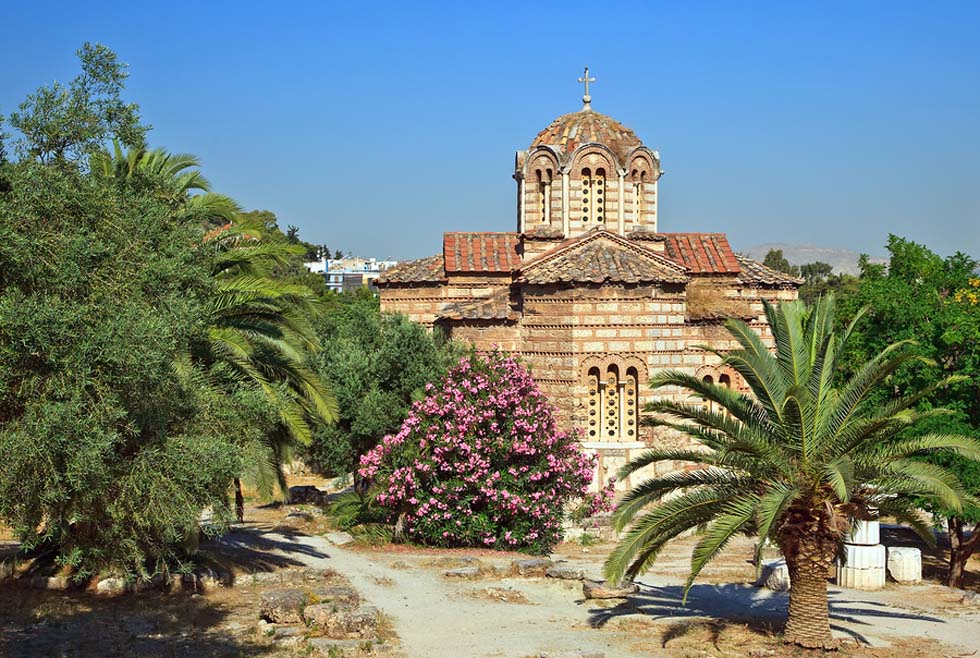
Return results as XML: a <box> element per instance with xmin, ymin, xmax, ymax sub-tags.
<box><xmin>836</xmin><ymin>565</ymin><xmax>886</xmax><ymax>590</ymax></box>
<box><xmin>841</xmin><ymin>543</ymin><xmax>885</xmax><ymax>569</ymax></box>
<box><xmin>887</xmin><ymin>547</ymin><xmax>922</xmax><ymax>584</ymax></box>
<box><xmin>582</xmin><ymin>580</ymin><xmax>638</xmax><ymax>599</ymax></box>
<box><xmin>260</xmin><ymin>588</ymin><xmax>307</xmax><ymax>624</ymax></box>
<box><xmin>756</xmin><ymin>558</ymin><xmax>790</xmax><ymax>592</ymax></box>
<box><xmin>546</xmin><ymin>566</ymin><xmax>585</xmax><ymax>580</ymax></box>
<box><xmin>96</xmin><ymin>577</ymin><xmax>128</xmax><ymax>595</ymax></box>
<box><xmin>848</xmin><ymin>520</ymin><xmax>880</xmax><ymax>546</ymax></box>
<box><xmin>445</xmin><ymin>566</ymin><xmax>481</xmax><ymax>578</ymax></box>
<box><xmin>512</xmin><ymin>558</ymin><xmax>553</xmax><ymax>576</ymax></box>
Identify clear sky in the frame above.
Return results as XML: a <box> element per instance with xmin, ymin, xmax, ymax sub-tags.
<box><xmin>3</xmin><ymin>2</ymin><xmax>979</xmax><ymax>261</ymax></box>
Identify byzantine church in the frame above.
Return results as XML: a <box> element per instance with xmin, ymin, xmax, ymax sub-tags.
<box><xmin>378</xmin><ymin>71</ymin><xmax>800</xmax><ymax>491</ymax></box>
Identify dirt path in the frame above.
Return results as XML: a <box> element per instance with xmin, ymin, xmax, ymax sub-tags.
<box><xmin>220</xmin><ymin>528</ymin><xmax>980</xmax><ymax>657</ymax></box>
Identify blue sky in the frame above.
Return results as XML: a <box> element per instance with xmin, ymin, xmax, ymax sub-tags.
<box><xmin>3</xmin><ymin>2</ymin><xmax>979</xmax><ymax>261</ymax></box>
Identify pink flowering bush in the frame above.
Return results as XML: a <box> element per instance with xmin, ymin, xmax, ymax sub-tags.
<box><xmin>359</xmin><ymin>350</ymin><xmax>597</xmax><ymax>553</ymax></box>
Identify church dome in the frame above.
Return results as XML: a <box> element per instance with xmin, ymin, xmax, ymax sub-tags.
<box><xmin>530</xmin><ymin>109</ymin><xmax>643</xmax><ymax>163</ymax></box>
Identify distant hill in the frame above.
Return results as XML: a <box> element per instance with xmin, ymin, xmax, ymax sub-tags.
<box><xmin>741</xmin><ymin>244</ymin><xmax>885</xmax><ymax>276</ymax></box>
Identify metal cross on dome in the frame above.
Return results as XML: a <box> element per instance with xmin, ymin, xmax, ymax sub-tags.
<box><xmin>578</xmin><ymin>66</ymin><xmax>596</xmax><ymax>111</ymax></box>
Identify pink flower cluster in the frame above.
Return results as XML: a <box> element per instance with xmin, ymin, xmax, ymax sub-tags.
<box><xmin>359</xmin><ymin>350</ymin><xmax>596</xmax><ymax>553</ymax></box>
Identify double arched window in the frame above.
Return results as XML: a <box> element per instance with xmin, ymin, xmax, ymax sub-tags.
<box><xmin>630</xmin><ymin>168</ymin><xmax>647</xmax><ymax>224</ymax></box>
<box><xmin>536</xmin><ymin>168</ymin><xmax>552</xmax><ymax>224</ymax></box>
<box><xmin>587</xmin><ymin>364</ymin><xmax>638</xmax><ymax>441</ymax></box>
<box><xmin>580</xmin><ymin>167</ymin><xmax>606</xmax><ymax>224</ymax></box>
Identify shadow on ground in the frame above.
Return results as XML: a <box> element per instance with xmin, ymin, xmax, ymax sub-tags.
<box><xmin>0</xmin><ymin>587</ymin><xmax>266</xmax><ymax>658</ymax></box>
<box><xmin>587</xmin><ymin>582</ymin><xmax>947</xmax><ymax>646</ymax></box>
<box><xmin>200</xmin><ymin>525</ymin><xmax>331</xmax><ymax>582</ymax></box>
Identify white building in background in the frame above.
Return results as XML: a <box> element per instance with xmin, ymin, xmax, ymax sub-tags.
<box><xmin>304</xmin><ymin>256</ymin><xmax>399</xmax><ymax>293</ymax></box>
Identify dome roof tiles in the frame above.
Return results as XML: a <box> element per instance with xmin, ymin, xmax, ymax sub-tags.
<box><xmin>529</xmin><ymin>110</ymin><xmax>644</xmax><ymax>162</ymax></box>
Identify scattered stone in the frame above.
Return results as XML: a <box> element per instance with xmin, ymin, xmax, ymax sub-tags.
<box><xmin>389</xmin><ymin>560</ymin><xmax>410</xmax><ymax>570</ymax></box>
<box><xmin>312</xmin><ymin>585</ymin><xmax>360</xmax><ymax>607</ymax></box>
<box><xmin>96</xmin><ymin>577</ymin><xmax>128</xmax><ymax>595</ymax></box>
<box><xmin>344</xmin><ymin>605</ymin><xmax>379</xmax><ymax>637</ymax></box>
<box><xmin>304</xmin><ymin>567</ymin><xmax>338</xmax><ymax>581</ymax></box>
<box><xmin>467</xmin><ymin>586</ymin><xmax>532</xmax><ymax>604</ymax></box>
<box><xmin>512</xmin><ymin>558</ymin><xmax>553</xmax><ymax>576</ymax></box>
<box><xmin>582</xmin><ymin>580</ymin><xmax>638</xmax><ymax>600</ymax></box>
<box><xmin>308</xmin><ymin>638</ymin><xmax>366</xmax><ymax>654</ymax></box>
<box><xmin>546</xmin><ymin>565</ymin><xmax>585</xmax><ymax>580</ymax></box>
<box><xmin>0</xmin><ymin>560</ymin><xmax>13</xmax><ymax>581</ymax></box>
<box><xmin>959</xmin><ymin>590</ymin><xmax>980</xmax><ymax>606</ymax></box>
<box><xmin>445</xmin><ymin>566</ymin><xmax>481</xmax><ymax>579</ymax></box>
<box><xmin>756</xmin><ymin>558</ymin><xmax>790</xmax><ymax>592</ymax></box>
<box><xmin>886</xmin><ymin>546</ymin><xmax>922</xmax><ymax>584</ymax></box>
<box><xmin>325</xmin><ymin>531</ymin><xmax>354</xmax><ymax>546</ymax></box>
<box><xmin>304</xmin><ymin>604</ymin><xmax>378</xmax><ymax>638</ymax></box>
<box><xmin>28</xmin><ymin>576</ymin><xmax>69</xmax><ymax>591</ymax></box>
<box><xmin>289</xmin><ymin>485</ymin><xmax>330</xmax><ymax>506</ymax></box>
<box><xmin>303</xmin><ymin>603</ymin><xmax>346</xmax><ymax>636</ymax></box>
<box><xmin>260</xmin><ymin>588</ymin><xmax>308</xmax><ymax>624</ymax></box>
<box><xmin>256</xmin><ymin>619</ymin><xmax>275</xmax><ymax>637</ymax></box>
<box><xmin>248</xmin><ymin>571</ymin><xmax>282</xmax><ymax>586</ymax></box>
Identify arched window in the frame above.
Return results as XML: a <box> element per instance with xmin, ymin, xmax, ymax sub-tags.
<box><xmin>624</xmin><ymin>367</ymin><xmax>638</xmax><ymax>439</ymax></box>
<box><xmin>702</xmin><ymin>375</ymin><xmax>715</xmax><ymax>414</ymax></box>
<box><xmin>594</xmin><ymin>168</ymin><xmax>606</xmax><ymax>224</ymax></box>
<box><xmin>631</xmin><ymin>169</ymin><xmax>646</xmax><ymax>225</ymax></box>
<box><xmin>719</xmin><ymin>374</ymin><xmax>731</xmax><ymax>389</ymax></box>
<box><xmin>587</xmin><ymin>367</ymin><xmax>600</xmax><ymax>439</ymax></box>
<box><xmin>605</xmin><ymin>364</ymin><xmax>620</xmax><ymax>439</ymax></box>
<box><xmin>585</xmin><ymin>364</ymin><xmax>638</xmax><ymax>441</ymax></box>
<box><xmin>536</xmin><ymin>169</ymin><xmax>552</xmax><ymax>224</ymax></box>
<box><xmin>581</xmin><ymin>168</ymin><xmax>592</xmax><ymax>223</ymax></box>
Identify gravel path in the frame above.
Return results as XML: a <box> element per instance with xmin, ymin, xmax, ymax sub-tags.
<box><xmin>220</xmin><ymin>528</ymin><xmax>980</xmax><ymax>657</ymax></box>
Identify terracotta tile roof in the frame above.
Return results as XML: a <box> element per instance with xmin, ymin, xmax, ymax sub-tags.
<box><xmin>437</xmin><ymin>288</ymin><xmax>517</xmax><ymax>321</ymax></box>
<box><xmin>661</xmin><ymin>233</ymin><xmax>742</xmax><ymax>274</ymax></box>
<box><xmin>530</xmin><ymin>110</ymin><xmax>643</xmax><ymax>162</ymax></box>
<box><xmin>443</xmin><ymin>232</ymin><xmax>522</xmax><ymax>273</ymax></box>
<box><xmin>735</xmin><ymin>255</ymin><xmax>804</xmax><ymax>287</ymax></box>
<box><xmin>520</xmin><ymin>230</ymin><xmax>689</xmax><ymax>285</ymax></box>
<box><xmin>376</xmin><ymin>255</ymin><xmax>445</xmax><ymax>284</ymax></box>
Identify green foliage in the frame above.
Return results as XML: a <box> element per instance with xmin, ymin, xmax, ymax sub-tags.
<box><xmin>8</xmin><ymin>43</ymin><xmax>146</xmax><ymax>164</ymax></box>
<box><xmin>326</xmin><ymin>489</ymin><xmax>393</xmax><ymax>545</ymax></box>
<box><xmin>605</xmin><ymin>296</ymin><xmax>978</xmax><ymax>643</ymax></box>
<box><xmin>306</xmin><ymin>292</ymin><xmax>462</xmax><ymax>475</ymax></box>
<box><xmin>0</xmin><ymin>155</ymin><xmax>246</xmax><ymax>576</ymax></box>
<box><xmin>762</xmin><ymin>249</ymin><xmax>800</xmax><ymax>276</ymax></box>
<box><xmin>837</xmin><ymin>236</ymin><xmax>980</xmax><ymax>524</ymax></box>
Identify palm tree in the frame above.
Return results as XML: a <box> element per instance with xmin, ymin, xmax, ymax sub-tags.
<box><xmin>196</xmin><ymin>217</ymin><xmax>338</xmax><ymax>520</ymax></box>
<box><xmin>91</xmin><ymin>141</ymin><xmax>240</xmax><ymax>226</ymax></box>
<box><xmin>94</xmin><ymin>143</ymin><xmax>338</xmax><ymax>519</ymax></box>
<box><xmin>604</xmin><ymin>296</ymin><xmax>980</xmax><ymax>648</ymax></box>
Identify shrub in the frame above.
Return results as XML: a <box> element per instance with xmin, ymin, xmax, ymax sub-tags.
<box><xmin>359</xmin><ymin>351</ymin><xmax>597</xmax><ymax>553</ymax></box>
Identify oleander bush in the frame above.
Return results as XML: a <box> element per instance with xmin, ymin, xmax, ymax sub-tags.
<box><xmin>359</xmin><ymin>350</ymin><xmax>598</xmax><ymax>553</ymax></box>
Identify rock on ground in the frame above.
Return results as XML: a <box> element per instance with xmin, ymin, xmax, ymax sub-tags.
<box><xmin>260</xmin><ymin>588</ymin><xmax>308</xmax><ymax>624</ymax></box>
<box><xmin>513</xmin><ymin>558</ymin><xmax>553</xmax><ymax>576</ymax></box>
<box><xmin>582</xmin><ymin>580</ymin><xmax>638</xmax><ymax>600</ymax></box>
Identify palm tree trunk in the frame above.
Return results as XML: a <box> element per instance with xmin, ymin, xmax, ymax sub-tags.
<box><xmin>783</xmin><ymin>533</ymin><xmax>837</xmax><ymax>649</ymax></box>
<box><xmin>234</xmin><ymin>478</ymin><xmax>245</xmax><ymax>523</ymax></box>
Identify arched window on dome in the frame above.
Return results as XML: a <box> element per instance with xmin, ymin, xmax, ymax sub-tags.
<box><xmin>594</xmin><ymin>168</ymin><xmax>606</xmax><ymax>224</ymax></box>
<box><xmin>536</xmin><ymin>168</ymin><xmax>552</xmax><ymax>224</ymax></box>
<box><xmin>631</xmin><ymin>169</ymin><xmax>646</xmax><ymax>226</ymax></box>
<box><xmin>580</xmin><ymin>168</ymin><xmax>592</xmax><ymax>224</ymax></box>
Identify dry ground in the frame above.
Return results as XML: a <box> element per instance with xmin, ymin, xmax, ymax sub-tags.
<box><xmin>2</xmin><ymin>476</ymin><xmax>979</xmax><ymax>658</ymax></box>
